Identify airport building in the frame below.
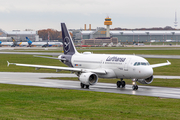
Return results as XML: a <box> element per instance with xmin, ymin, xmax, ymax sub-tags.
<box><xmin>74</xmin><ymin>28</ymin><xmax>180</xmax><ymax>43</ymax></box>
<box><xmin>0</xmin><ymin>29</ymin><xmax>39</xmax><ymax>42</ymax></box>
<box><xmin>73</xmin><ymin>17</ymin><xmax>180</xmax><ymax>44</ymax></box>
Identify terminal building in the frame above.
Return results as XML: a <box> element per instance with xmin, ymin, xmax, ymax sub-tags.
<box><xmin>74</xmin><ymin>28</ymin><xmax>180</xmax><ymax>43</ymax></box>
<box><xmin>0</xmin><ymin>29</ymin><xmax>39</xmax><ymax>42</ymax></box>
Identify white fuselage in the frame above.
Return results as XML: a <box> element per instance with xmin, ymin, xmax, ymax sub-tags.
<box><xmin>31</xmin><ymin>42</ymin><xmax>62</xmax><ymax>46</ymax></box>
<box><xmin>61</xmin><ymin>52</ymin><xmax>153</xmax><ymax>79</ymax></box>
<box><xmin>1</xmin><ymin>42</ymin><xmax>14</xmax><ymax>46</ymax></box>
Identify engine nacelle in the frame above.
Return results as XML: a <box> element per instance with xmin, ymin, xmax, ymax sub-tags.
<box><xmin>79</xmin><ymin>73</ymin><xmax>98</xmax><ymax>85</ymax></box>
<box><xmin>137</xmin><ymin>75</ymin><xmax>153</xmax><ymax>84</ymax></box>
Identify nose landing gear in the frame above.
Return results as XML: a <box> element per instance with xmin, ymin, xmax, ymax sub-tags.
<box><xmin>117</xmin><ymin>78</ymin><xmax>126</xmax><ymax>88</ymax></box>
<box><xmin>132</xmin><ymin>79</ymin><xmax>138</xmax><ymax>90</ymax></box>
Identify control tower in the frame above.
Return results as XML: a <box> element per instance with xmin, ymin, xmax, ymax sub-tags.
<box><xmin>104</xmin><ymin>17</ymin><xmax>112</xmax><ymax>37</ymax></box>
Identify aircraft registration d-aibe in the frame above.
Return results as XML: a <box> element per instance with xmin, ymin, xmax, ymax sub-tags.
<box><xmin>7</xmin><ymin>23</ymin><xmax>171</xmax><ymax>90</ymax></box>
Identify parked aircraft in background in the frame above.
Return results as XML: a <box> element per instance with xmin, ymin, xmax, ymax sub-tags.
<box><xmin>8</xmin><ymin>23</ymin><xmax>171</xmax><ymax>90</ymax></box>
<box><xmin>26</xmin><ymin>37</ymin><xmax>62</xmax><ymax>47</ymax></box>
<box><xmin>0</xmin><ymin>37</ymin><xmax>62</xmax><ymax>47</ymax></box>
<box><xmin>166</xmin><ymin>40</ymin><xmax>176</xmax><ymax>42</ymax></box>
<box><xmin>150</xmin><ymin>40</ymin><xmax>156</xmax><ymax>42</ymax></box>
<box><xmin>1</xmin><ymin>37</ymin><xmax>18</xmax><ymax>47</ymax></box>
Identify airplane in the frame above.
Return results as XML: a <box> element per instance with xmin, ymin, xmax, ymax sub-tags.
<box><xmin>25</xmin><ymin>37</ymin><xmax>62</xmax><ymax>47</ymax></box>
<box><xmin>7</xmin><ymin>23</ymin><xmax>171</xmax><ymax>90</ymax></box>
<box><xmin>166</xmin><ymin>40</ymin><xmax>175</xmax><ymax>42</ymax></box>
<box><xmin>150</xmin><ymin>40</ymin><xmax>156</xmax><ymax>42</ymax></box>
<box><xmin>1</xmin><ymin>37</ymin><xmax>31</xmax><ymax>47</ymax></box>
<box><xmin>18</xmin><ymin>37</ymin><xmax>33</xmax><ymax>47</ymax></box>
<box><xmin>0</xmin><ymin>37</ymin><xmax>19</xmax><ymax>47</ymax></box>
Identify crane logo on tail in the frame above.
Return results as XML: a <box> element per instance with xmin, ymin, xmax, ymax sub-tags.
<box><xmin>64</xmin><ymin>36</ymin><xmax>71</xmax><ymax>53</ymax></box>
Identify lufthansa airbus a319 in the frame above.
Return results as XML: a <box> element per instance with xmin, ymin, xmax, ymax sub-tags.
<box><xmin>7</xmin><ymin>23</ymin><xmax>171</xmax><ymax>90</ymax></box>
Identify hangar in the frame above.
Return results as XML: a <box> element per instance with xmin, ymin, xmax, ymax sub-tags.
<box><xmin>0</xmin><ymin>29</ymin><xmax>39</xmax><ymax>42</ymax></box>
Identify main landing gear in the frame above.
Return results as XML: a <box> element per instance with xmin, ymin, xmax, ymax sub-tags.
<box><xmin>116</xmin><ymin>78</ymin><xmax>126</xmax><ymax>88</ymax></box>
<box><xmin>80</xmin><ymin>83</ymin><xmax>89</xmax><ymax>89</ymax></box>
<box><xmin>132</xmin><ymin>79</ymin><xmax>138</xmax><ymax>90</ymax></box>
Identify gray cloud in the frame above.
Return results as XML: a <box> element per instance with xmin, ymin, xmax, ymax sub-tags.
<box><xmin>0</xmin><ymin>0</ymin><xmax>179</xmax><ymax>31</ymax></box>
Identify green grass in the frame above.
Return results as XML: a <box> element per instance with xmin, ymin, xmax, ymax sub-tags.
<box><xmin>0</xmin><ymin>54</ymin><xmax>69</xmax><ymax>73</ymax></box>
<box><xmin>0</xmin><ymin>84</ymin><xmax>180</xmax><ymax>120</ymax></box>
<box><xmin>147</xmin><ymin>58</ymin><xmax>180</xmax><ymax>76</ymax></box>
<box><xmin>78</xmin><ymin>49</ymin><xmax>180</xmax><ymax>55</ymax></box>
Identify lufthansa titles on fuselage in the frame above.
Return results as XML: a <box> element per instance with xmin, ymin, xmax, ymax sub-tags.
<box><xmin>106</xmin><ymin>56</ymin><xmax>126</xmax><ymax>62</ymax></box>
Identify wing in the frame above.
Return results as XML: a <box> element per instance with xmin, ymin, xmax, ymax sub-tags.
<box><xmin>7</xmin><ymin>61</ymin><xmax>106</xmax><ymax>74</ymax></box>
<box><xmin>150</xmin><ymin>60</ymin><xmax>171</xmax><ymax>68</ymax></box>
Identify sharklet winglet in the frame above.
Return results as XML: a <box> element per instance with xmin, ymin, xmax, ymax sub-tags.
<box><xmin>7</xmin><ymin>61</ymin><xmax>10</xmax><ymax>67</ymax></box>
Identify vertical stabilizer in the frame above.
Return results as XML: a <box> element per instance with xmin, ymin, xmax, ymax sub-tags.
<box><xmin>61</xmin><ymin>23</ymin><xmax>78</xmax><ymax>55</ymax></box>
<box><xmin>11</xmin><ymin>37</ymin><xmax>16</xmax><ymax>42</ymax></box>
<box><xmin>26</xmin><ymin>37</ymin><xmax>32</xmax><ymax>45</ymax></box>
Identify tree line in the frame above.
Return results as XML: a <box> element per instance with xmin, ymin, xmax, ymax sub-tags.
<box><xmin>38</xmin><ymin>29</ymin><xmax>73</xmax><ymax>41</ymax></box>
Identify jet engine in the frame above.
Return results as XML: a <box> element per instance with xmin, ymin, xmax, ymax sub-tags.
<box><xmin>137</xmin><ymin>75</ymin><xmax>153</xmax><ymax>84</ymax></box>
<box><xmin>79</xmin><ymin>73</ymin><xmax>98</xmax><ymax>85</ymax></box>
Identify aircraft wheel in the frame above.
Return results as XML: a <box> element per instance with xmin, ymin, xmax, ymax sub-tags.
<box><xmin>86</xmin><ymin>85</ymin><xmax>89</xmax><ymax>89</ymax></box>
<box><xmin>80</xmin><ymin>83</ymin><xmax>85</xmax><ymax>88</ymax></box>
<box><xmin>122</xmin><ymin>81</ymin><xmax>126</xmax><ymax>88</ymax></box>
<box><xmin>117</xmin><ymin>81</ymin><xmax>122</xmax><ymax>88</ymax></box>
<box><xmin>132</xmin><ymin>85</ymin><xmax>138</xmax><ymax>90</ymax></box>
<box><xmin>136</xmin><ymin>85</ymin><xmax>138</xmax><ymax>90</ymax></box>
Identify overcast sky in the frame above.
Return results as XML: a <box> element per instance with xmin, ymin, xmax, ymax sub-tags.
<box><xmin>0</xmin><ymin>0</ymin><xmax>179</xmax><ymax>31</ymax></box>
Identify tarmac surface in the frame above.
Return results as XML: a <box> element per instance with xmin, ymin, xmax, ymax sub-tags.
<box><xmin>1</xmin><ymin>72</ymin><xmax>180</xmax><ymax>99</ymax></box>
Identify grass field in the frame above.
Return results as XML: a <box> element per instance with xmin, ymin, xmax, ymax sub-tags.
<box><xmin>0</xmin><ymin>84</ymin><xmax>180</xmax><ymax>120</ymax></box>
<box><xmin>79</xmin><ymin>49</ymin><xmax>180</xmax><ymax>55</ymax></box>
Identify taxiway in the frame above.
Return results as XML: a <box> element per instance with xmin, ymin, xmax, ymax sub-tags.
<box><xmin>0</xmin><ymin>72</ymin><xmax>180</xmax><ymax>99</ymax></box>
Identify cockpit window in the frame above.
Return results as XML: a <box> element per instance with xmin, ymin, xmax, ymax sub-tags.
<box><xmin>141</xmin><ymin>62</ymin><xmax>146</xmax><ymax>65</ymax></box>
<box><xmin>134</xmin><ymin>62</ymin><xmax>137</xmax><ymax>66</ymax></box>
<box><xmin>134</xmin><ymin>62</ymin><xmax>150</xmax><ymax>66</ymax></box>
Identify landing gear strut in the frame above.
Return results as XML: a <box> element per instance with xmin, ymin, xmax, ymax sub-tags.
<box><xmin>132</xmin><ymin>79</ymin><xmax>138</xmax><ymax>90</ymax></box>
<box><xmin>80</xmin><ymin>83</ymin><xmax>89</xmax><ymax>89</ymax></box>
<box><xmin>117</xmin><ymin>78</ymin><xmax>126</xmax><ymax>88</ymax></box>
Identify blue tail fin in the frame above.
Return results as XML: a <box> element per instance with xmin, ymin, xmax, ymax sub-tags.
<box><xmin>61</xmin><ymin>23</ymin><xmax>78</xmax><ymax>55</ymax></box>
<box><xmin>26</xmin><ymin>37</ymin><xmax>32</xmax><ymax>44</ymax></box>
